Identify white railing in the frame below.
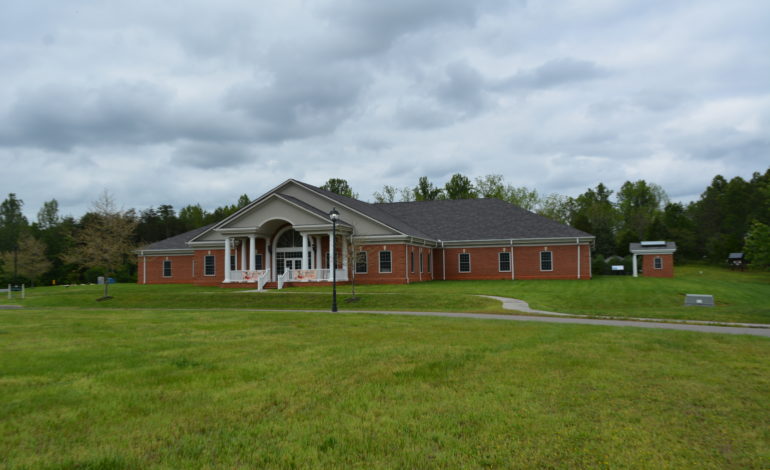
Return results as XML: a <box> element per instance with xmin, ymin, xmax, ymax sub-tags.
<box><xmin>229</xmin><ymin>270</ymin><xmax>267</xmax><ymax>283</ymax></box>
<box><xmin>277</xmin><ymin>270</ymin><xmax>290</xmax><ymax>290</ymax></box>
<box><xmin>257</xmin><ymin>269</ymin><xmax>270</xmax><ymax>291</ymax></box>
<box><xmin>281</xmin><ymin>269</ymin><xmax>349</xmax><ymax>283</ymax></box>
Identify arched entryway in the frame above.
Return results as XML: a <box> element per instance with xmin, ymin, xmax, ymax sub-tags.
<box><xmin>273</xmin><ymin>228</ymin><xmax>315</xmax><ymax>276</ymax></box>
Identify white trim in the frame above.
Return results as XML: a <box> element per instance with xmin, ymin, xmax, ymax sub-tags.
<box><xmin>540</xmin><ymin>250</ymin><xmax>553</xmax><ymax>272</ymax></box>
<box><xmin>458</xmin><ymin>252</ymin><xmax>471</xmax><ymax>273</ymax></box>
<box><xmin>204</xmin><ymin>255</ymin><xmax>216</xmax><ymax>277</ymax></box>
<box><xmin>379</xmin><ymin>250</ymin><xmax>392</xmax><ymax>273</ymax></box>
<box><xmin>654</xmin><ymin>256</ymin><xmax>664</xmax><ymax>270</ymax></box>
<box><xmin>162</xmin><ymin>259</ymin><xmax>172</xmax><ymax>278</ymax></box>
<box><xmin>498</xmin><ymin>251</ymin><xmax>511</xmax><ymax>272</ymax></box>
<box><xmin>355</xmin><ymin>251</ymin><xmax>368</xmax><ymax>274</ymax></box>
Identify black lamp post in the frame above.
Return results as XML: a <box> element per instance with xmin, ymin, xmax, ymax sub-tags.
<box><xmin>329</xmin><ymin>207</ymin><xmax>339</xmax><ymax>312</ymax></box>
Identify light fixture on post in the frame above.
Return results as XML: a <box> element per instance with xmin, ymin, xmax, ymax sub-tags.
<box><xmin>329</xmin><ymin>207</ymin><xmax>340</xmax><ymax>312</ymax></box>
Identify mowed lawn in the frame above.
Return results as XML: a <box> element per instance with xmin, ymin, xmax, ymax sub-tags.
<box><xmin>4</xmin><ymin>265</ymin><xmax>770</xmax><ymax>324</ymax></box>
<box><xmin>1</xmin><ymin>307</ymin><xmax>769</xmax><ymax>469</ymax></box>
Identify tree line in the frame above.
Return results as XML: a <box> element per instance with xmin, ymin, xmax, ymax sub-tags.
<box><xmin>1</xmin><ymin>168</ymin><xmax>768</xmax><ymax>286</ymax></box>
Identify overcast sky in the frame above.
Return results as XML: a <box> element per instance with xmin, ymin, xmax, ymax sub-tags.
<box><xmin>1</xmin><ymin>0</ymin><xmax>768</xmax><ymax>220</ymax></box>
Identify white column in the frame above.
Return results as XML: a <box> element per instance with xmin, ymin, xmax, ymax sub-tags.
<box><xmin>301</xmin><ymin>233</ymin><xmax>309</xmax><ymax>270</ymax></box>
<box><xmin>315</xmin><ymin>236</ymin><xmax>322</xmax><ymax>271</ymax></box>
<box><xmin>632</xmin><ymin>254</ymin><xmax>638</xmax><ymax>278</ymax></box>
<box><xmin>224</xmin><ymin>237</ymin><xmax>232</xmax><ymax>282</ymax></box>
<box><xmin>240</xmin><ymin>239</ymin><xmax>246</xmax><ymax>272</ymax></box>
<box><xmin>264</xmin><ymin>237</ymin><xmax>271</xmax><ymax>277</ymax></box>
<box><xmin>342</xmin><ymin>236</ymin><xmax>348</xmax><ymax>273</ymax></box>
<box><xmin>249</xmin><ymin>236</ymin><xmax>256</xmax><ymax>271</ymax></box>
<box><xmin>329</xmin><ymin>232</ymin><xmax>335</xmax><ymax>271</ymax></box>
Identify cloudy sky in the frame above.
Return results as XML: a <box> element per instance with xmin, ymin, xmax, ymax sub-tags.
<box><xmin>1</xmin><ymin>0</ymin><xmax>769</xmax><ymax>219</ymax></box>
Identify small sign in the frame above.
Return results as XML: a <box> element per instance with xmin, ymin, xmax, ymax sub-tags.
<box><xmin>611</xmin><ymin>265</ymin><xmax>624</xmax><ymax>271</ymax></box>
<box><xmin>684</xmin><ymin>294</ymin><xmax>715</xmax><ymax>307</ymax></box>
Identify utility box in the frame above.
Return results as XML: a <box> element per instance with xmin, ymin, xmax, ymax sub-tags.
<box><xmin>685</xmin><ymin>294</ymin><xmax>715</xmax><ymax>307</ymax></box>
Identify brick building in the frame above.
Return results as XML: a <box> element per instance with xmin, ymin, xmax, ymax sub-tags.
<box><xmin>137</xmin><ymin>179</ymin><xmax>594</xmax><ymax>287</ymax></box>
<box><xmin>629</xmin><ymin>241</ymin><xmax>677</xmax><ymax>278</ymax></box>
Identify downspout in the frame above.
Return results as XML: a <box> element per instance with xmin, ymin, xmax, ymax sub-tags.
<box><xmin>577</xmin><ymin>237</ymin><xmax>581</xmax><ymax>280</ymax></box>
<box><xmin>440</xmin><ymin>240</ymin><xmax>446</xmax><ymax>281</ymax></box>
<box><xmin>405</xmin><ymin>244</ymin><xmax>409</xmax><ymax>284</ymax></box>
<box><xmin>510</xmin><ymin>240</ymin><xmax>514</xmax><ymax>281</ymax></box>
<box><xmin>142</xmin><ymin>251</ymin><xmax>147</xmax><ymax>284</ymax></box>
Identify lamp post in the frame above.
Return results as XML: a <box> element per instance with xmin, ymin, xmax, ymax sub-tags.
<box><xmin>329</xmin><ymin>207</ymin><xmax>339</xmax><ymax>312</ymax></box>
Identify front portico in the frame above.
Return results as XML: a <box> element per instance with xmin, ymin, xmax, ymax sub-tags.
<box><xmin>193</xmin><ymin>192</ymin><xmax>353</xmax><ymax>287</ymax></box>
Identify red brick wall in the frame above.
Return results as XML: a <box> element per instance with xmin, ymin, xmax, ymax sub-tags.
<box><xmin>641</xmin><ymin>253</ymin><xmax>674</xmax><ymax>278</ymax></box>
<box><xmin>434</xmin><ymin>244</ymin><xmax>591</xmax><ymax>281</ymax></box>
<box><xmin>351</xmin><ymin>244</ymin><xmax>410</xmax><ymax>284</ymax></box>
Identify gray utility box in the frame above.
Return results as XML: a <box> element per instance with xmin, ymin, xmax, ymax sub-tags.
<box><xmin>684</xmin><ymin>294</ymin><xmax>715</xmax><ymax>307</ymax></box>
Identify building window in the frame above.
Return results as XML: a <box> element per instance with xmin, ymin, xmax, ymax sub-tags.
<box><xmin>499</xmin><ymin>252</ymin><xmax>511</xmax><ymax>272</ymax></box>
<box><xmin>427</xmin><ymin>252</ymin><xmax>432</xmax><ymax>273</ymax></box>
<box><xmin>204</xmin><ymin>255</ymin><xmax>215</xmax><ymax>276</ymax></box>
<box><xmin>356</xmin><ymin>251</ymin><xmax>368</xmax><ymax>274</ymax></box>
<box><xmin>540</xmin><ymin>251</ymin><xmax>553</xmax><ymax>271</ymax></box>
<box><xmin>379</xmin><ymin>251</ymin><xmax>392</xmax><ymax>273</ymax></box>
<box><xmin>163</xmin><ymin>260</ymin><xmax>172</xmax><ymax>277</ymax></box>
<box><xmin>410</xmin><ymin>251</ymin><xmax>414</xmax><ymax>273</ymax></box>
<box><xmin>419</xmin><ymin>252</ymin><xmax>424</xmax><ymax>273</ymax></box>
<box><xmin>230</xmin><ymin>255</ymin><xmax>236</xmax><ymax>270</ymax></box>
<box><xmin>255</xmin><ymin>254</ymin><xmax>263</xmax><ymax>270</ymax></box>
<box><xmin>459</xmin><ymin>253</ymin><xmax>471</xmax><ymax>273</ymax></box>
<box><xmin>654</xmin><ymin>256</ymin><xmax>663</xmax><ymax>270</ymax></box>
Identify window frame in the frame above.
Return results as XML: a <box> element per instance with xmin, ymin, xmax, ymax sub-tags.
<box><xmin>419</xmin><ymin>252</ymin><xmax>424</xmax><ymax>273</ymax></box>
<box><xmin>499</xmin><ymin>252</ymin><xmax>511</xmax><ymax>272</ymax></box>
<box><xmin>654</xmin><ymin>256</ymin><xmax>663</xmax><ymax>270</ymax></box>
<box><xmin>540</xmin><ymin>251</ymin><xmax>553</xmax><ymax>272</ymax></box>
<box><xmin>410</xmin><ymin>250</ymin><xmax>414</xmax><ymax>273</ymax></box>
<box><xmin>427</xmin><ymin>252</ymin><xmax>432</xmax><ymax>273</ymax></box>
<box><xmin>255</xmin><ymin>254</ymin><xmax>263</xmax><ymax>271</ymax></box>
<box><xmin>204</xmin><ymin>255</ymin><xmax>216</xmax><ymax>276</ymax></box>
<box><xmin>458</xmin><ymin>253</ymin><xmax>471</xmax><ymax>273</ymax></box>
<box><xmin>355</xmin><ymin>251</ymin><xmax>368</xmax><ymax>274</ymax></box>
<box><xmin>162</xmin><ymin>259</ymin><xmax>172</xmax><ymax>278</ymax></box>
<box><xmin>379</xmin><ymin>250</ymin><xmax>392</xmax><ymax>273</ymax></box>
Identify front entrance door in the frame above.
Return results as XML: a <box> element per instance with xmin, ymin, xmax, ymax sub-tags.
<box><xmin>284</xmin><ymin>259</ymin><xmax>301</xmax><ymax>271</ymax></box>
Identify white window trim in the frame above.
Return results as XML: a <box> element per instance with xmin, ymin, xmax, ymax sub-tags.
<box><xmin>379</xmin><ymin>250</ymin><xmax>392</xmax><ymax>273</ymax></box>
<box><xmin>419</xmin><ymin>252</ymin><xmax>424</xmax><ymax>273</ymax></box>
<box><xmin>654</xmin><ymin>256</ymin><xmax>663</xmax><ymax>270</ymax></box>
<box><xmin>427</xmin><ymin>252</ymin><xmax>432</xmax><ymax>273</ymax></box>
<box><xmin>204</xmin><ymin>255</ymin><xmax>216</xmax><ymax>277</ymax></box>
<box><xmin>255</xmin><ymin>254</ymin><xmax>264</xmax><ymax>271</ymax></box>
<box><xmin>356</xmin><ymin>251</ymin><xmax>368</xmax><ymax>274</ymax></box>
<box><xmin>540</xmin><ymin>251</ymin><xmax>553</xmax><ymax>272</ymax></box>
<box><xmin>498</xmin><ymin>252</ymin><xmax>511</xmax><ymax>272</ymax></box>
<box><xmin>162</xmin><ymin>260</ymin><xmax>172</xmax><ymax>278</ymax></box>
<box><xmin>458</xmin><ymin>253</ymin><xmax>471</xmax><ymax>273</ymax></box>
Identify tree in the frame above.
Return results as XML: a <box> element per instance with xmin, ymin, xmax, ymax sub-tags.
<box><xmin>505</xmin><ymin>186</ymin><xmax>540</xmax><ymax>211</ymax></box>
<box><xmin>373</xmin><ymin>185</ymin><xmax>398</xmax><ymax>203</ymax></box>
<box><xmin>616</xmin><ymin>180</ymin><xmax>668</xmax><ymax>241</ymax></box>
<box><xmin>64</xmin><ymin>191</ymin><xmax>138</xmax><ymax>299</ymax></box>
<box><xmin>475</xmin><ymin>174</ymin><xmax>507</xmax><ymax>200</ymax></box>
<box><xmin>743</xmin><ymin>220</ymin><xmax>770</xmax><ymax>268</ymax></box>
<box><xmin>444</xmin><ymin>173</ymin><xmax>477</xmax><ymax>200</ymax></box>
<box><xmin>537</xmin><ymin>194</ymin><xmax>574</xmax><ymax>224</ymax></box>
<box><xmin>0</xmin><ymin>193</ymin><xmax>28</xmax><ymax>281</ymax></box>
<box><xmin>0</xmin><ymin>233</ymin><xmax>51</xmax><ymax>283</ymax></box>
<box><xmin>237</xmin><ymin>194</ymin><xmax>251</xmax><ymax>208</ymax></box>
<box><xmin>570</xmin><ymin>183</ymin><xmax>617</xmax><ymax>256</ymax></box>
<box><xmin>37</xmin><ymin>199</ymin><xmax>61</xmax><ymax>230</ymax></box>
<box><xmin>320</xmin><ymin>178</ymin><xmax>358</xmax><ymax>199</ymax></box>
<box><xmin>179</xmin><ymin>204</ymin><xmax>208</xmax><ymax>230</ymax></box>
<box><xmin>413</xmin><ymin>176</ymin><xmax>444</xmax><ymax>201</ymax></box>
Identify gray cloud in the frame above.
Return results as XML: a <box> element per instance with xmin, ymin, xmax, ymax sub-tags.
<box><xmin>493</xmin><ymin>58</ymin><xmax>609</xmax><ymax>91</ymax></box>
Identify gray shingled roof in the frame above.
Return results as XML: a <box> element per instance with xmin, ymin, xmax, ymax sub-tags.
<box><xmin>374</xmin><ymin>198</ymin><xmax>592</xmax><ymax>241</ymax></box>
<box><xmin>629</xmin><ymin>241</ymin><xmax>677</xmax><ymax>252</ymax></box>
<box><xmin>294</xmin><ymin>181</ymin><xmax>433</xmax><ymax>238</ymax></box>
<box><xmin>140</xmin><ymin>223</ymin><xmax>216</xmax><ymax>251</ymax></box>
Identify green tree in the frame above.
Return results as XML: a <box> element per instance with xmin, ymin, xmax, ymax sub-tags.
<box><xmin>475</xmin><ymin>174</ymin><xmax>507</xmax><ymax>199</ymax></box>
<box><xmin>616</xmin><ymin>180</ymin><xmax>668</xmax><ymax>241</ymax></box>
<box><xmin>444</xmin><ymin>173</ymin><xmax>477</xmax><ymax>200</ymax></box>
<box><xmin>373</xmin><ymin>185</ymin><xmax>398</xmax><ymax>203</ymax></box>
<box><xmin>179</xmin><ymin>204</ymin><xmax>208</xmax><ymax>230</ymax></box>
<box><xmin>0</xmin><ymin>233</ymin><xmax>52</xmax><ymax>284</ymax></box>
<box><xmin>64</xmin><ymin>191</ymin><xmax>138</xmax><ymax>299</ymax></box>
<box><xmin>236</xmin><ymin>194</ymin><xmax>251</xmax><ymax>208</ymax></box>
<box><xmin>570</xmin><ymin>183</ymin><xmax>618</xmax><ymax>256</ymax></box>
<box><xmin>36</xmin><ymin>199</ymin><xmax>61</xmax><ymax>230</ymax></box>
<box><xmin>0</xmin><ymin>193</ymin><xmax>29</xmax><ymax>281</ymax></box>
<box><xmin>320</xmin><ymin>178</ymin><xmax>358</xmax><ymax>199</ymax></box>
<box><xmin>537</xmin><ymin>194</ymin><xmax>575</xmax><ymax>224</ymax></box>
<box><xmin>413</xmin><ymin>177</ymin><xmax>444</xmax><ymax>201</ymax></box>
<box><xmin>743</xmin><ymin>220</ymin><xmax>770</xmax><ymax>268</ymax></box>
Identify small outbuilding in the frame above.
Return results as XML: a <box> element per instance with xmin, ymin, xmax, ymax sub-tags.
<box><xmin>727</xmin><ymin>252</ymin><xmax>746</xmax><ymax>270</ymax></box>
<box><xmin>629</xmin><ymin>241</ymin><xmax>677</xmax><ymax>278</ymax></box>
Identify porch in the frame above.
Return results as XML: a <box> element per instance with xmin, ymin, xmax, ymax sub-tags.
<box><xmin>228</xmin><ymin>268</ymin><xmax>349</xmax><ymax>290</ymax></box>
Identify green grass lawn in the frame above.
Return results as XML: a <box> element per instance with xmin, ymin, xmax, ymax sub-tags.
<box><xmin>1</xmin><ymin>308</ymin><xmax>769</xmax><ymax>469</ymax></box>
<box><xmin>3</xmin><ymin>265</ymin><xmax>769</xmax><ymax>324</ymax></box>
